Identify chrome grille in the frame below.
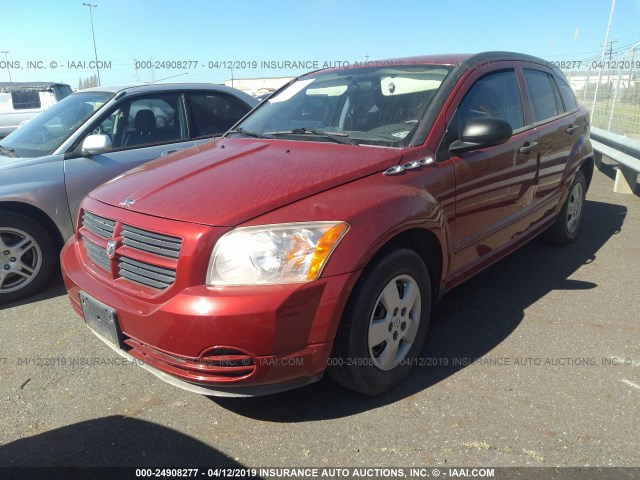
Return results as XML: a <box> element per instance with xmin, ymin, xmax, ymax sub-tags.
<box><xmin>82</xmin><ymin>211</ymin><xmax>115</xmax><ymax>238</ymax></box>
<box><xmin>81</xmin><ymin>236</ymin><xmax>111</xmax><ymax>273</ymax></box>
<box><xmin>121</xmin><ymin>225</ymin><xmax>182</xmax><ymax>259</ymax></box>
<box><xmin>118</xmin><ymin>256</ymin><xmax>176</xmax><ymax>290</ymax></box>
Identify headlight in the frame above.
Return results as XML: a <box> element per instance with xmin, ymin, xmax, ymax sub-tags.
<box><xmin>206</xmin><ymin>222</ymin><xmax>349</xmax><ymax>286</ymax></box>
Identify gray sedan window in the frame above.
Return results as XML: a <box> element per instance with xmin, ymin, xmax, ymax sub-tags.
<box><xmin>96</xmin><ymin>94</ymin><xmax>187</xmax><ymax>149</ymax></box>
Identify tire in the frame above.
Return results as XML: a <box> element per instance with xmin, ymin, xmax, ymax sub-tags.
<box><xmin>542</xmin><ymin>170</ymin><xmax>587</xmax><ymax>245</ymax></box>
<box><xmin>0</xmin><ymin>212</ymin><xmax>57</xmax><ymax>305</ymax></box>
<box><xmin>328</xmin><ymin>248</ymin><xmax>431</xmax><ymax>395</ymax></box>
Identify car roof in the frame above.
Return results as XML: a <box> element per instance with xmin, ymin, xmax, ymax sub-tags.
<box><xmin>306</xmin><ymin>51</ymin><xmax>549</xmax><ymax>77</ymax></box>
<box><xmin>393</xmin><ymin>51</ymin><xmax>547</xmax><ymax>66</ymax></box>
<box><xmin>76</xmin><ymin>82</ymin><xmax>258</xmax><ymax>104</ymax></box>
<box><xmin>0</xmin><ymin>82</ymin><xmax>71</xmax><ymax>92</ymax></box>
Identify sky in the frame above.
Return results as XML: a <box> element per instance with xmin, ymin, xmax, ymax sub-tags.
<box><xmin>1</xmin><ymin>0</ymin><xmax>639</xmax><ymax>88</ymax></box>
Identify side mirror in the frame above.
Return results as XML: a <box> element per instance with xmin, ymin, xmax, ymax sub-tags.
<box><xmin>82</xmin><ymin>134</ymin><xmax>112</xmax><ymax>155</ymax></box>
<box><xmin>449</xmin><ymin>117</ymin><xmax>513</xmax><ymax>155</ymax></box>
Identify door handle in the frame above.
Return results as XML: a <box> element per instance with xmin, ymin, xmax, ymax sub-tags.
<box><xmin>519</xmin><ymin>141</ymin><xmax>538</xmax><ymax>154</ymax></box>
<box><xmin>161</xmin><ymin>148</ymin><xmax>184</xmax><ymax>157</ymax></box>
<box><xmin>565</xmin><ymin>125</ymin><xmax>578</xmax><ymax>134</ymax></box>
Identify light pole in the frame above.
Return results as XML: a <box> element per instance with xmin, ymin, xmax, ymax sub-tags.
<box><xmin>82</xmin><ymin>3</ymin><xmax>101</xmax><ymax>86</ymax></box>
<box><xmin>1</xmin><ymin>51</ymin><xmax>11</xmax><ymax>81</ymax></box>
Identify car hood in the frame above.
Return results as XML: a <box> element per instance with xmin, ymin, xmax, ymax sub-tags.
<box><xmin>89</xmin><ymin>138</ymin><xmax>403</xmax><ymax>226</ymax></box>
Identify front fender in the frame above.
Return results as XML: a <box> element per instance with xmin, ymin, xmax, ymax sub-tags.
<box><xmin>243</xmin><ymin>167</ymin><xmax>454</xmax><ymax>282</ymax></box>
<box><xmin>0</xmin><ymin>156</ymin><xmax>73</xmax><ymax>241</ymax></box>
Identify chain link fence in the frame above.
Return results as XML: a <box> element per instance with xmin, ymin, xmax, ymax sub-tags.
<box><xmin>562</xmin><ymin>44</ymin><xmax>640</xmax><ymax>140</ymax></box>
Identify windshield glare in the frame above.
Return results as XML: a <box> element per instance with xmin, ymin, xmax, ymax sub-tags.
<box><xmin>1</xmin><ymin>91</ymin><xmax>113</xmax><ymax>158</ymax></box>
<box><xmin>234</xmin><ymin>65</ymin><xmax>452</xmax><ymax>147</ymax></box>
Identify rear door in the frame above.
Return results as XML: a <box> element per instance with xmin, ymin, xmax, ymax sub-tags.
<box><xmin>520</xmin><ymin>65</ymin><xmax>578</xmax><ymax>211</ymax></box>
<box><xmin>445</xmin><ymin>63</ymin><xmax>539</xmax><ymax>273</ymax></box>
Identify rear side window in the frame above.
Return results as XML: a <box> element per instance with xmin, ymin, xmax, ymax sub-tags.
<box><xmin>555</xmin><ymin>76</ymin><xmax>578</xmax><ymax>111</ymax></box>
<box><xmin>449</xmin><ymin>69</ymin><xmax>524</xmax><ymax>141</ymax></box>
<box><xmin>523</xmin><ymin>69</ymin><xmax>562</xmax><ymax>121</ymax></box>
<box><xmin>54</xmin><ymin>85</ymin><xmax>73</xmax><ymax>101</ymax></box>
<box><xmin>11</xmin><ymin>90</ymin><xmax>41</xmax><ymax>110</ymax></box>
<box><xmin>187</xmin><ymin>93</ymin><xmax>250</xmax><ymax>138</ymax></box>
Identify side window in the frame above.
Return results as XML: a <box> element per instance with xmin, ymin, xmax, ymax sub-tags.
<box><xmin>523</xmin><ymin>69</ymin><xmax>562</xmax><ymax>121</ymax></box>
<box><xmin>186</xmin><ymin>93</ymin><xmax>249</xmax><ymax>138</ymax></box>
<box><xmin>555</xmin><ymin>76</ymin><xmax>578</xmax><ymax>111</ymax></box>
<box><xmin>11</xmin><ymin>90</ymin><xmax>42</xmax><ymax>110</ymax></box>
<box><xmin>53</xmin><ymin>85</ymin><xmax>73</xmax><ymax>101</ymax></box>
<box><xmin>449</xmin><ymin>69</ymin><xmax>524</xmax><ymax>141</ymax></box>
<box><xmin>94</xmin><ymin>94</ymin><xmax>187</xmax><ymax>149</ymax></box>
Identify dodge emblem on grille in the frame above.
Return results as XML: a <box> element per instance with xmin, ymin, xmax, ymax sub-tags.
<box><xmin>119</xmin><ymin>197</ymin><xmax>136</xmax><ymax>208</ymax></box>
<box><xmin>106</xmin><ymin>240</ymin><xmax>116</xmax><ymax>258</ymax></box>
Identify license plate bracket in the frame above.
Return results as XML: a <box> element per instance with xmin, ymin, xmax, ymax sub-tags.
<box><xmin>79</xmin><ymin>291</ymin><xmax>122</xmax><ymax>348</ymax></box>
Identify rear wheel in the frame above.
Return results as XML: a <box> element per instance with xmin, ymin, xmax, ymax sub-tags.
<box><xmin>542</xmin><ymin>170</ymin><xmax>586</xmax><ymax>245</ymax></box>
<box><xmin>0</xmin><ymin>213</ymin><xmax>56</xmax><ymax>305</ymax></box>
<box><xmin>328</xmin><ymin>249</ymin><xmax>431</xmax><ymax>395</ymax></box>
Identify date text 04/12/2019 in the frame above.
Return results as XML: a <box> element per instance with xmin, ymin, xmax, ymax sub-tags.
<box><xmin>547</xmin><ymin>60</ymin><xmax>640</xmax><ymax>69</ymax></box>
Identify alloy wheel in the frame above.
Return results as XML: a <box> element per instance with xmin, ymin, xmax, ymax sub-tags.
<box><xmin>0</xmin><ymin>228</ymin><xmax>43</xmax><ymax>294</ymax></box>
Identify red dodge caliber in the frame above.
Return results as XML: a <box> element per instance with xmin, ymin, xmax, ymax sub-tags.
<box><xmin>62</xmin><ymin>52</ymin><xmax>594</xmax><ymax>396</ymax></box>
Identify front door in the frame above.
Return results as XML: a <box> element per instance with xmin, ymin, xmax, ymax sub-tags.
<box><xmin>446</xmin><ymin>65</ymin><xmax>538</xmax><ymax>275</ymax></box>
<box><xmin>64</xmin><ymin>93</ymin><xmax>195</xmax><ymax>227</ymax></box>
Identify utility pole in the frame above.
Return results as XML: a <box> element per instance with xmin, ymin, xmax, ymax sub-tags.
<box><xmin>82</xmin><ymin>3</ymin><xmax>101</xmax><ymax>86</ymax></box>
<box><xmin>602</xmin><ymin>40</ymin><xmax>618</xmax><ymax>85</ymax></box>
<box><xmin>583</xmin><ymin>65</ymin><xmax>592</xmax><ymax>104</ymax></box>
<box><xmin>149</xmin><ymin>56</ymin><xmax>155</xmax><ymax>83</ymax></box>
<box><xmin>1</xmin><ymin>51</ymin><xmax>11</xmax><ymax>81</ymax></box>
<box><xmin>628</xmin><ymin>47</ymin><xmax>636</xmax><ymax>89</ymax></box>
<box><xmin>134</xmin><ymin>59</ymin><xmax>140</xmax><ymax>83</ymax></box>
<box><xmin>602</xmin><ymin>40</ymin><xmax>618</xmax><ymax>60</ymax></box>
<box><xmin>591</xmin><ymin>0</ymin><xmax>616</xmax><ymax>123</ymax></box>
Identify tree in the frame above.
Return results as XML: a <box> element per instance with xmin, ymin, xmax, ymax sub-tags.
<box><xmin>78</xmin><ymin>74</ymin><xmax>98</xmax><ymax>90</ymax></box>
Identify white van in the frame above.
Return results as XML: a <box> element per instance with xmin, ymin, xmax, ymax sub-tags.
<box><xmin>0</xmin><ymin>82</ymin><xmax>72</xmax><ymax>137</ymax></box>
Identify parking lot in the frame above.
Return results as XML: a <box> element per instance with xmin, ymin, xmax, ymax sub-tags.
<box><xmin>0</xmin><ymin>163</ymin><xmax>638</xmax><ymax>470</ymax></box>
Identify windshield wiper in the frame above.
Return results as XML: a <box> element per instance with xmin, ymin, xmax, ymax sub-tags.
<box><xmin>0</xmin><ymin>144</ymin><xmax>18</xmax><ymax>158</ymax></box>
<box><xmin>226</xmin><ymin>127</ymin><xmax>274</xmax><ymax>139</ymax></box>
<box><xmin>271</xmin><ymin>128</ymin><xmax>352</xmax><ymax>145</ymax></box>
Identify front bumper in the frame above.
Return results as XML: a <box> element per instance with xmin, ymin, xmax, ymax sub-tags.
<box><xmin>61</xmin><ymin>229</ymin><xmax>358</xmax><ymax>396</ymax></box>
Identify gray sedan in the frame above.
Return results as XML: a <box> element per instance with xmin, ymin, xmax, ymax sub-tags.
<box><xmin>0</xmin><ymin>83</ymin><xmax>258</xmax><ymax>304</ymax></box>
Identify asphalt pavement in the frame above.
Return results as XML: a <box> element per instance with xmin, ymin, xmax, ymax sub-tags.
<box><xmin>0</xmin><ymin>164</ymin><xmax>638</xmax><ymax>471</ymax></box>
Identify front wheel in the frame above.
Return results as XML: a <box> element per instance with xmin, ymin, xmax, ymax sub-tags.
<box><xmin>328</xmin><ymin>249</ymin><xmax>431</xmax><ymax>395</ymax></box>
<box><xmin>0</xmin><ymin>213</ymin><xmax>57</xmax><ymax>305</ymax></box>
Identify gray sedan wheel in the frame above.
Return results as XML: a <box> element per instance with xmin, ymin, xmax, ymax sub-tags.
<box><xmin>0</xmin><ymin>213</ymin><xmax>56</xmax><ymax>305</ymax></box>
<box><xmin>0</xmin><ymin>227</ymin><xmax>43</xmax><ymax>293</ymax></box>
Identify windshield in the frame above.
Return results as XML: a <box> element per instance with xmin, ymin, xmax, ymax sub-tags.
<box><xmin>0</xmin><ymin>91</ymin><xmax>113</xmax><ymax>158</ymax></box>
<box><xmin>231</xmin><ymin>65</ymin><xmax>452</xmax><ymax>147</ymax></box>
